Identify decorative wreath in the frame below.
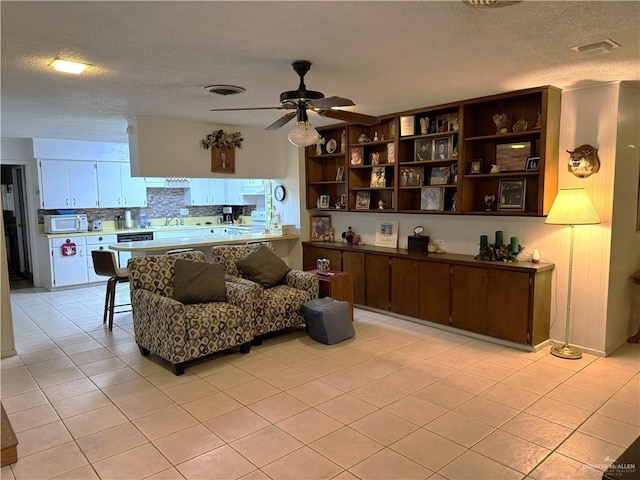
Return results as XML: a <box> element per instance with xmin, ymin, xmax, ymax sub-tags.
<box><xmin>201</xmin><ymin>130</ymin><xmax>244</xmax><ymax>149</ymax></box>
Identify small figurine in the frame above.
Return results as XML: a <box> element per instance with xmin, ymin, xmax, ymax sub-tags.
<box><xmin>493</xmin><ymin>114</ymin><xmax>509</xmax><ymax>134</ymax></box>
<box><xmin>378</xmin><ymin>200</ymin><xmax>385</xmax><ymax>210</ymax></box>
<box><xmin>315</xmin><ymin>137</ymin><xmax>325</xmax><ymax>156</ymax></box>
<box><xmin>420</xmin><ymin>117</ymin><xmax>429</xmax><ymax>135</ymax></box>
<box><xmin>373</xmin><ymin>131</ymin><xmax>379</xmax><ymax>142</ymax></box>
<box><xmin>512</xmin><ymin>119</ymin><xmax>528</xmax><ymax>133</ymax></box>
<box><xmin>484</xmin><ymin>195</ymin><xmax>496</xmax><ymax>211</ymax></box>
<box><xmin>490</xmin><ymin>164</ymin><xmax>500</xmax><ymax>173</ymax></box>
<box><xmin>371</xmin><ymin>152</ymin><xmax>380</xmax><ymax>165</ymax></box>
<box><xmin>340</xmin><ymin>130</ymin><xmax>346</xmax><ymax>152</ymax></box>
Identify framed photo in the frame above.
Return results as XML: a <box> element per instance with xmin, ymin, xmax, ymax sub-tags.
<box><xmin>496</xmin><ymin>141</ymin><xmax>531</xmax><ymax>171</ymax></box>
<box><xmin>350</xmin><ymin>147</ymin><xmax>363</xmax><ymax>166</ymax></box>
<box><xmin>386</xmin><ymin>142</ymin><xmax>396</xmax><ymax>164</ymax></box>
<box><xmin>375</xmin><ymin>220</ymin><xmax>399</xmax><ymax>248</ymax></box>
<box><xmin>319</xmin><ymin>194</ymin><xmax>330</xmax><ymax>209</ymax></box>
<box><xmin>211</xmin><ymin>145</ymin><xmax>235</xmax><ymax>173</ymax></box>
<box><xmin>336</xmin><ymin>166</ymin><xmax>344</xmax><ymax>181</ymax></box>
<box><xmin>310</xmin><ymin>215</ymin><xmax>332</xmax><ymax>241</ymax></box>
<box><xmin>436</xmin><ymin>114</ymin><xmax>449</xmax><ymax>133</ymax></box>
<box><xmin>414</xmin><ymin>139</ymin><xmax>432</xmax><ymax>161</ymax></box>
<box><xmin>525</xmin><ymin>156</ymin><xmax>540</xmax><ymax>171</ymax></box>
<box><xmin>450</xmin><ymin>164</ymin><xmax>458</xmax><ymax>183</ymax></box>
<box><xmin>400</xmin><ymin>167</ymin><xmax>424</xmax><ymax>186</ymax></box>
<box><xmin>498</xmin><ymin>178</ymin><xmax>527</xmax><ymax>210</ymax></box>
<box><xmin>430</xmin><ymin>166</ymin><xmax>451</xmax><ymax>185</ymax></box>
<box><xmin>355</xmin><ymin>191</ymin><xmax>370</xmax><ymax>210</ymax></box>
<box><xmin>370</xmin><ymin>166</ymin><xmax>386</xmax><ymax>188</ymax></box>
<box><xmin>434</xmin><ymin>138</ymin><xmax>450</xmax><ymax>160</ymax></box>
<box><xmin>470</xmin><ymin>159</ymin><xmax>483</xmax><ymax>174</ymax></box>
<box><xmin>421</xmin><ymin>187</ymin><xmax>445</xmax><ymax>211</ymax></box>
<box><xmin>400</xmin><ymin>115</ymin><xmax>415</xmax><ymax>137</ymax></box>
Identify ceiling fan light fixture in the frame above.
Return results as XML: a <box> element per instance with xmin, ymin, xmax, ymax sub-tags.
<box><xmin>288</xmin><ymin>121</ymin><xmax>319</xmax><ymax>147</ymax></box>
<box><xmin>204</xmin><ymin>85</ymin><xmax>246</xmax><ymax>96</ymax></box>
<box><xmin>51</xmin><ymin>58</ymin><xmax>90</xmax><ymax>74</ymax></box>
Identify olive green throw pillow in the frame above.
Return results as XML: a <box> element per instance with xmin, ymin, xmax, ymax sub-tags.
<box><xmin>172</xmin><ymin>259</ymin><xmax>226</xmax><ymax>304</ymax></box>
<box><xmin>236</xmin><ymin>246</ymin><xmax>291</xmax><ymax>288</ymax></box>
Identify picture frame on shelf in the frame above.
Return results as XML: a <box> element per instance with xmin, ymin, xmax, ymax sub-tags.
<box><xmin>525</xmin><ymin>156</ymin><xmax>540</xmax><ymax>171</ymax></box>
<box><xmin>387</xmin><ymin>142</ymin><xmax>396</xmax><ymax>164</ymax></box>
<box><xmin>319</xmin><ymin>194</ymin><xmax>330</xmax><ymax>209</ymax></box>
<box><xmin>498</xmin><ymin>178</ymin><xmax>527</xmax><ymax>210</ymax></box>
<box><xmin>434</xmin><ymin>137</ymin><xmax>450</xmax><ymax>160</ymax></box>
<box><xmin>430</xmin><ymin>166</ymin><xmax>451</xmax><ymax>185</ymax></box>
<box><xmin>355</xmin><ymin>191</ymin><xmax>371</xmax><ymax>210</ymax></box>
<box><xmin>370</xmin><ymin>167</ymin><xmax>386</xmax><ymax>188</ymax></box>
<box><xmin>421</xmin><ymin>187</ymin><xmax>445</xmax><ymax>211</ymax></box>
<box><xmin>496</xmin><ymin>141</ymin><xmax>532</xmax><ymax>171</ymax></box>
<box><xmin>415</xmin><ymin>139</ymin><xmax>432</xmax><ymax>162</ymax></box>
<box><xmin>436</xmin><ymin>114</ymin><xmax>449</xmax><ymax>133</ymax></box>
<box><xmin>450</xmin><ymin>164</ymin><xmax>458</xmax><ymax>183</ymax></box>
<box><xmin>336</xmin><ymin>166</ymin><xmax>344</xmax><ymax>181</ymax></box>
<box><xmin>374</xmin><ymin>219</ymin><xmax>399</xmax><ymax>248</ymax></box>
<box><xmin>310</xmin><ymin>215</ymin><xmax>332</xmax><ymax>241</ymax></box>
<box><xmin>400</xmin><ymin>115</ymin><xmax>415</xmax><ymax>137</ymax></box>
<box><xmin>470</xmin><ymin>159</ymin><xmax>483</xmax><ymax>174</ymax></box>
<box><xmin>349</xmin><ymin>147</ymin><xmax>363</xmax><ymax>166</ymax></box>
<box><xmin>400</xmin><ymin>167</ymin><xmax>424</xmax><ymax>186</ymax></box>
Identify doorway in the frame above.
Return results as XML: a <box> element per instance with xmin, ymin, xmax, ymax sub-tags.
<box><xmin>2</xmin><ymin>164</ymin><xmax>33</xmax><ymax>289</ymax></box>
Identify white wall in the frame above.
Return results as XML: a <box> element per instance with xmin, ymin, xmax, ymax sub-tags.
<box><xmin>606</xmin><ymin>83</ymin><xmax>640</xmax><ymax>352</ymax></box>
<box><xmin>128</xmin><ymin>116</ymin><xmax>291</xmax><ymax>179</ymax></box>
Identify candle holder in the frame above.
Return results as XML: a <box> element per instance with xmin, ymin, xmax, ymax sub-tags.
<box><xmin>475</xmin><ymin>237</ymin><xmax>523</xmax><ymax>263</ymax></box>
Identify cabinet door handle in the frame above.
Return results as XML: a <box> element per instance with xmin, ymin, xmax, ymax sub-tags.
<box><xmin>66</xmin><ymin>198</ymin><xmax>70</xmax><ymax>206</ymax></box>
<box><xmin>118</xmin><ymin>197</ymin><xmax>121</xmax><ymax>204</ymax></box>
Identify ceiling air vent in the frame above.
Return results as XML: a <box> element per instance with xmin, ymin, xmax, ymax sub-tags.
<box><xmin>463</xmin><ymin>0</ymin><xmax>522</xmax><ymax>7</ymax></box>
<box><xmin>204</xmin><ymin>85</ymin><xmax>246</xmax><ymax>96</ymax></box>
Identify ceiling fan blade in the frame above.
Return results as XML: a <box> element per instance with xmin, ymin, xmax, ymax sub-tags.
<box><xmin>209</xmin><ymin>106</ymin><xmax>284</xmax><ymax>112</ymax></box>
<box><xmin>316</xmin><ymin>109</ymin><xmax>380</xmax><ymax>126</ymax></box>
<box><xmin>265</xmin><ymin>111</ymin><xmax>297</xmax><ymax>131</ymax></box>
<box><xmin>310</xmin><ymin>96</ymin><xmax>355</xmax><ymax>108</ymax></box>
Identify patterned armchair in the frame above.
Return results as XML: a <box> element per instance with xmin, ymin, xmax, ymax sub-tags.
<box><xmin>211</xmin><ymin>242</ymin><xmax>318</xmax><ymax>340</ymax></box>
<box><xmin>128</xmin><ymin>251</ymin><xmax>260</xmax><ymax>375</ymax></box>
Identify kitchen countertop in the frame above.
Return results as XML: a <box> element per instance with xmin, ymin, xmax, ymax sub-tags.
<box><xmin>108</xmin><ymin>233</ymin><xmax>300</xmax><ymax>253</ymax></box>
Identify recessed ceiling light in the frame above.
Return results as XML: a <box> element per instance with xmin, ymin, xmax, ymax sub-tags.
<box><xmin>204</xmin><ymin>85</ymin><xmax>246</xmax><ymax>96</ymax></box>
<box><xmin>51</xmin><ymin>58</ymin><xmax>91</xmax><ymax>74</ymax></box>
<box><xmin>571</xmin><ymin>39</ymin><xmax>620</xmax><ymax>55</ymax></box>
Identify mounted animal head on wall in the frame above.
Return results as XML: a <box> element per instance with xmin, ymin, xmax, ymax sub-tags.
<box><xmin>567</xmin><ymin>144</ymin><xmax>600</xmax><ymax>178</ymax></box>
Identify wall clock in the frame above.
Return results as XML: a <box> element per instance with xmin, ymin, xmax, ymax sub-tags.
<box><xmin>274</xmin><ymin>185</ymin><xmax>286</xmax><ymax>202</ymax></box>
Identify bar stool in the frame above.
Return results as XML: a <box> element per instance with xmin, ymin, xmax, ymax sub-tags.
<box><xmin>91</xmin><ymin>250</ymin><xmax>130</xmax><ymax>331</ymax></box>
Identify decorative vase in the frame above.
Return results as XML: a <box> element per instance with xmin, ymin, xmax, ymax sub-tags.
<box><xmin>342</xmin><ymin>226</ymin><xmax>355</xmax><ymax>244</ymax></box>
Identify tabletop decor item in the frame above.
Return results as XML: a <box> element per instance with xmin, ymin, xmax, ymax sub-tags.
<box><xmin>475</xmin><ymin>230</ymin><xmax>523</xmax><ymax>262</ymax></box>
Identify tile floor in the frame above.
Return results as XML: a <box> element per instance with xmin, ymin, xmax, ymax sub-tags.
<box><xmin>1</xmin><ymin>283</ymin><xmax>638</xmax><ymax>480</ymax></box>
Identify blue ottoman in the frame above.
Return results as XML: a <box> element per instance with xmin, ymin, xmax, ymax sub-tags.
<box><xmin>302</xmin><ymin>297</ymin><xmax>355</xmax><ymax>345</ymax></box>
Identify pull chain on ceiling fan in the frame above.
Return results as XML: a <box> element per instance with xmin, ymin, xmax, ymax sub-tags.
<box><xmin>209</xmin><ymin>60</ymin><xmax>380</xmax><ymax>147</ymax></box>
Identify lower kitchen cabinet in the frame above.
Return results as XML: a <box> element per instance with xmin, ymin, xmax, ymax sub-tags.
<box><xmin>42</xmin><ymin>236</ymin><xmax>88</xmax><ymax>288</ymax></box>
<box><xmin>342</xmin><ymin>251</ymin><xmax>365</xmax><ymax>305</ymax></box>
<box><xmin>390</xmin><ymin>258</ymin><xmax>419</xmax><ymax>318</ymax></box>
<box><xmin>419</xmin><ymin>261</ymin><xmax>450</xmax><ymax>325</ymax></box>
<box><xmin>302</xmin><ymin>242</ymin><xmax>553</xmax><ymax>347</ymax></box>
<box><xmin>365</xmin><ymin>254</ymin><xmax>389</xmax><ymax>310</ymax></box>
<box><xmin>86</xmin><ymin>234</ymin><xmax>118</xmax><ymax>282</ymax></box>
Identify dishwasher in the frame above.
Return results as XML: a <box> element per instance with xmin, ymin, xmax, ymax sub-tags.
<box><xmin>116</xmin><ymin>232</ymin><xmax>154</xmax><ymax>267</ymax></box>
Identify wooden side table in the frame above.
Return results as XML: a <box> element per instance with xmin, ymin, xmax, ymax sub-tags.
<box><xmin>309</xmin><ymin>270</ymin><xmax>354</xmax><ymax>321</ymax></box>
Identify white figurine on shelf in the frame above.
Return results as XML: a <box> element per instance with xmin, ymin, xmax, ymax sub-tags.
<box><xmin>315</xmin><ymin>137</ymin><xmax>325</xmax><ymax>156</ymax></box>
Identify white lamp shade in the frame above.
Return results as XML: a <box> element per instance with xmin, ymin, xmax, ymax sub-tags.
<box><xmin>288</xmin><ymin>121</ymin><xmax>319</xmax><ymax>147</ymax></box>
<box><xmin>545</xmin><ymin>188</ymin><xmax>601</xmax><ymax>225</ymax></box>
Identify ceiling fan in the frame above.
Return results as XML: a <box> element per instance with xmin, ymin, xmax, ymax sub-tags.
<box><xmin>209</xmin><ymin>60</ymin><xmax>380</xmax><ymax>146</ymax></box>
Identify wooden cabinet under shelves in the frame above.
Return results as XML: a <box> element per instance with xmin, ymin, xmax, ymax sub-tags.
<box><xmin>302</xmin><ymin>242</ymin><xmax>553</xmax><ymax>347</ymax></box>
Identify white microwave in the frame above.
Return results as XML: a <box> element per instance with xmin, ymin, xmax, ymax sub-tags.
<box><xmin>43</xmin><ymin>214</ymin><xmax>89</xmax><ymax>234</ymax></box>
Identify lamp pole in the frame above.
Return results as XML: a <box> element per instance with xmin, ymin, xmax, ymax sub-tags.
<box><xmin>552</xmin><ymin>224</ymin><xmax>582</xmax><ymax>359</ymax></box>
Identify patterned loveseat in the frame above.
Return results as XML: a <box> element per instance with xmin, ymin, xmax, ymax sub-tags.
<box><xmin>211</xmin><ymin>242</ymin><xmax>318</xmax><ymax>340</ymax></box>
<box><xmin>128</xmin><ymin>251</ymin><xmax>260</xmax><ymax>375</ymax></box>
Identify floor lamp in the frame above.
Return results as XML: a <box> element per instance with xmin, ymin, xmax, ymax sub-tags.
<box><xmin>545</xmin><ymin>188</ymin><xmax>601</xmax><ymax>359</ymax></box>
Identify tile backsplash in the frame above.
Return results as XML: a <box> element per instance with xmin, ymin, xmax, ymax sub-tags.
<box><xmin>38</xmin><ymin>188</ymin><xmax>256</xmax><ymax>223</ymax></box>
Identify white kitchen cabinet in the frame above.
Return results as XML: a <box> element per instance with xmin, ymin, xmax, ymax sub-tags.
<box><xmin>96</xmin><ymin>162</ymin><xmax>147</xmax><ymax>208</ymax></box>
<box><xmin>185</xmin><ymin>179</ymin><xmax>225</xmax><ymax>206</ymax></box>
<box><xmin>49</xmin><ymin>236</ymin><xmax>88</xmax><ymax>287</ymax></box>
<box><xmin>241</xmin><ymin>179</ymin><xmax>265</xmax><ymax>194</ymax></box>
<box><xmin>38</xmin><ymin>160</ymin><xmax>98</xmax><ymax>209</ymax></box>
<box><xmin>86</xmin><ymin>234</ymin><xmax>118</xmax><ymax>282</ymax></box>
<box><xmin>224</xmin><ymin>179</ymin><xmax>252</xmax><ymax>205</ymax></box>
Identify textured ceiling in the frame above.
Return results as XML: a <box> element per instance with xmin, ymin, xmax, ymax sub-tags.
<box><xmin>1</xmin><ymin>1</ymin><xmax>639</xmax><ymax>143</ymax></box>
